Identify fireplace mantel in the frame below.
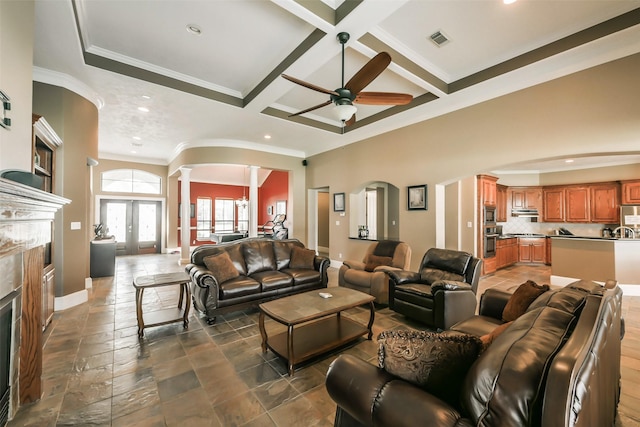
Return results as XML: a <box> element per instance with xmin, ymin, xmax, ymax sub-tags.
<box><xmin>0</xmin><ymin>176</ymin><xmax>69</xmax><ymax>415</ymax></box>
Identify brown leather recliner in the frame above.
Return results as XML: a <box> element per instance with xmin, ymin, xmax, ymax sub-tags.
<box><xmin>388</xmin><ymin>248</ymin><xmax>482</xmax><ymax>330</ymax></box>
<box><xmin>338</xmin><ymin>241</ymin><xmax>411</xmax><ymax>305</ymax></box>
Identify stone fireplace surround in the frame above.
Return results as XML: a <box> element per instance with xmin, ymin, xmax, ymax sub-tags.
<box><xmin>0</xmin><ymin>177</ymin><xmax>68</xmax><ymax>424</ymax></box>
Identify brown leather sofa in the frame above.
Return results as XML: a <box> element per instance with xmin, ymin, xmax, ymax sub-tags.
<box><xmin>326</xmin><ymin>279</ymin><xmax>623</xmax><ymax>427</ymax></box>
<box><xmin>186</xmin><ymin>238</ymin><xmax>329</xmax><ymax>324</ymax></box>
<box><xmin>338</xmin><ymin>240</ymin><xmax>411</xmax><ymax>305</ymax></box>
<box><xmin>388</xmin><ymin>248</ymin><xmax>482</xmax><ymax>330</ymax></box>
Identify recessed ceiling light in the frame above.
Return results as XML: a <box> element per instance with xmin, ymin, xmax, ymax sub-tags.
<box><xmin>137</xmin><ymin>107</ymin><xmax>149</xmax><ymax>113</ymax></box>
<box><xmin>141</xmin><ymin>95</ymin><xmax>151</xmax><ymax>99</ymax></box>
<box><xmin>131</xmin><ymin>150</ymin><xmax>137</xmax><ymax>154</ymax></box>
<box><xmin>503</xmin><ymin>0</ymin><xmax>517</xmax><ymax>4</ymax></box>
<box><xmin>565</xmin><ymin>159</ymin><xmax>575</xmax><ymax>163</ymax></box>
<box><xmin>186</xmin><ymin>24</ymin><xmax>202</xmax><ymax>35</ymax></box>
<box><xmin>133</xmin><ymin>136</ymin><xmax>141</xmax><ymax>140</ymax></box>
<box><xmin>264</xmin><ymin>134</ymin><xmax>271</xmax><ymax>140</ymax></box>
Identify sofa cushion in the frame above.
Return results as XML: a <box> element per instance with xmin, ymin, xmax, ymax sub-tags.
<box><xmin>378</xmin><ymin>329</ymin><xmax>482</xmax><ymax>406</ymax></box>
<box><xmin>423</xmin><ymin>248</ymin><xmax>471</xmax><ymax>276</ymax></box>
<box><xmin>461</xmin><ymin>306</ymin><xmax>576</xmax><ymax>426</ymax></box>
<box><xmin>364</xmin><ymin>254</ymin><xmax>392</xmax><ymax>272</ymax></box>
<box><xmin>243</xmin><ymin>240</ymin><xmax>277</xmax><ymax>275</ymax></box>
<box><xmin>528</xmin><ymin>286</ymin><xmax>589</xmax><ymax>316</ymax></box>
<box><xmin>251</xmin><ymin>270</ymin><xmax>293</xmax><ymax>291</ymax></box>
<box><xmin>290</xmin><ymin>246</ymin><xmax>316</xmax><ymax>269</ymax></box>
<box><xmin>272</xmin><ymin>241</ymin><xmax>296</xmax><ymax>270</ymax></box>
<box><xmin>502</xmin><ymin>280</ymin><xmax>550</xmax><ymax>322</ymax></box>
<box><xmin>202</xmin><ymin>252</ymin><xmax>240</xmax><ymax>284</ymax></box>
<box><xmin>283</xmin><ymin>268</ymin><xmax>321</xmax><ymax>286</ymax></box>
<box><xmin>219</xmin><ymin>276</ymin><xmax>261</xmax><ymax>299</ymax></box>
<box><xmin>225</xmin><ymin>244</ymin><xmax>248</xmax><ymax>276</ymax></box>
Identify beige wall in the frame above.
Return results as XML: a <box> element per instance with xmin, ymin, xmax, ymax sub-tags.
<box><xmin>306</xmin><ymin>53</ymin><xmax>640</xmax><ymax>270</ymax></box>
<box><xmin>317</xmin><ymin>191</ymin><xmax>330</xmax><ymax>248</ymax></box>
<box><xmin>33</xmin><ymin>83</ymin><xmax>99</xmax><ymax>297</ymax></box>
<box><xmin>0</xmin><ymin>0</ymin><xmax>34</xmax><ymax>171</ymax></box>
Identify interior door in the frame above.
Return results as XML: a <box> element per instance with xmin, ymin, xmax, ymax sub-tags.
<box><xmin>100</xmin><ymin>200</ymin><xmax>161</xmax><ymax>255</ymax></box>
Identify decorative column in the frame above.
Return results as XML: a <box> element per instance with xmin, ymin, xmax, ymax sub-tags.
<box><xmin>179</xmin><ymin>167</ymin><xmax>192</xmax><ymax>265</ymax></box>
<box><xmin>249</xmin><ymin>165</ymin><xmax>259</xmax><ymax>238</ymax></box>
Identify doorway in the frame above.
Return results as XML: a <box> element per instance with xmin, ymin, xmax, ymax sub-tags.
<box><xmin>99</xmin><ymin>199</ymin><xmax>162</xmax><ymax>256</ymax></box>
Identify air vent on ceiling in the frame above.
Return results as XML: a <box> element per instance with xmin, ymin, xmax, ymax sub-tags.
<box><xmin>429</xmin><ymin>30</ymin><xmax>450</xmax><ymax>47</ymax></box>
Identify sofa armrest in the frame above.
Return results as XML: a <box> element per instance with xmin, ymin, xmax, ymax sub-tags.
<box><xmin>431</xmin><ymin>280</ymin><xmax>473</xmax><ymax>294</ymax></box>
<box><xmin>375</xmin><ymin>265</ymin><xmax>403</xmax><ymax>274</ymax></box>
<box><xmin>342</xmin><ymin>259</ymin><xmax>366</xmax><ymax>270</ymax></box>
<box><xmin>388</xmin><ymin>270</ymin><xmax>421</xmax><ymax>286</ymax></box>
<box><xmin>478</xmin><ymin>288</ymin><xmax>511</xmax><ymax>320</ymax></box>
<box><xmin>186</xmin><ymin>263</ymin><xmax>219</xmax><ymax>289</ymax></box>
<box><xmin>326</xmin><ymin>354</ymin><xmax>470</xmax><ymax>427</ymax></box>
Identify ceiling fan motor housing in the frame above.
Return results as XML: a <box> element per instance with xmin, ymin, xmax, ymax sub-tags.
<box><xmin>331</xmin><ymin>88</ymin><xmax>355</xmax><ymax>105</ymax></box>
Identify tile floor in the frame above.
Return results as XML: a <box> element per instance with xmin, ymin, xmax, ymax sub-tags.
<box><xmin>7</xmin><ymin>254</ymin><xmax>640</xmax><ymax>426</ymax></box>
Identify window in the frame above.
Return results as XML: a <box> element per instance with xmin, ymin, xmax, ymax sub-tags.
<box><xmin>237</xmin><ymin>204</ymin><xmax>248</xmax><ymax>232</ymax></box>
<box><xmin>215</xmin><ymin>199</ymin><xmax>235</xmax><ymax>232</ymax></box>
<box><xmin>101</xmin><ymin>169</ymin><xmax>161</xmax><ymax>194</ymax></box>
<box><xmin>196</xmin><ymin>198</ymin><xmax>212</xmax><ymax>240</ymax></box>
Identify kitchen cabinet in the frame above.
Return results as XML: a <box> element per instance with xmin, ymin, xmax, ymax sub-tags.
<box><xmin>621</xmin><ymin>180</ymin><xmax>640</xmax><ymax>205</ymax></box>
<box><xmin>543</xmin><ymin>187</ymin><xmax>565</xmax><ymax>222</ymax></box>
<box><xmin>545</xmin><ymin>237</ymin><xmax>552</xmax><ymax>265</ymax></box>
<box><xmin>478</xmin><ymin>175</ymin><xmax>498</xmax><ymax>206</ymax></box>
<box><xmin>565</xmin><ymin>186</ymin><xmax>590</xmax><ymax>222</ymax></box>
<box><xmin>496</xmin><ymin>238</ymin><xmax>518</xmax><ymax>269</ymax></box>
<box><xmin>483</xmin><ymin>256</ymin><xmax>497</xmax><ymax>275</ymax></box>
<box><xmin>496</xmin><ymin>184</ymin><xmax>508</xmax><ymax>222</ymax></box>
<box><xmin>518</xmin><ymin>238</ymin><xmax>546</xmax><ymax>263</ymax></box>
<box><xmin>590</xmin><ymin>183</ymin><xmax>620</xmax><ymax>223</ymax></box>
<box><xmin>510</xmin><ymin>187</ymin><xmax>542</xmax><ymax>212</ymax></box>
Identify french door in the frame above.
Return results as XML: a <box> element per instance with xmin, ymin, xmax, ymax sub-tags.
<box><xmin>99</xmin><ymin>199</ymin><xmax>161</xmax><ymax>256</ymax></box>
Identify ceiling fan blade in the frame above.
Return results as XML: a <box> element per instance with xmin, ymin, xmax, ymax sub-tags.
<box><xmin>288</xmin><ymin>100</ymin><xmax>333</xmax><ymax>117</ymax></box>
<box><xmin>345</xmin><ymin>52</ymin><xmax>391</xmax><ymax>95</ymax></box>
<box><xmin>355</xmin><ymin>92</ymin><xmax>413</xmax><ymax>106</ymax></box>
<box><xmin>282</xmin><ymin>74</ymin><xmax>339</xmax><ymax>97</ymax></box>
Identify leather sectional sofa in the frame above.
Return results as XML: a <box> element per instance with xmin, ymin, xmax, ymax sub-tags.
<box><xmin>186</xmin><ymin>238</ymin><xmax>329</xmax><ymax>324</ymax></box>
<box><xmin>326</xmin><ymin>279</ymin><xmax>623</xmax><ymax>427</ymax></box>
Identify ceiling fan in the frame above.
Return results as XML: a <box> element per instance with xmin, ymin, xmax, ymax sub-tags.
<box><xmin>282</xmin><ymin>32</ymin><xmax>413</xmax><ymax>127</ymax></box>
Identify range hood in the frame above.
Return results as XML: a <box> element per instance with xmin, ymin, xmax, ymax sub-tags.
<box><xmin>512</xmin><ymin>209</ymin><xmax>540</xmax><ymax>218</ymax></box>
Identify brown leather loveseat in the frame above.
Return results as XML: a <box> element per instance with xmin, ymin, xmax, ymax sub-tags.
<box><xmin>186</xmin><ymin>238</ymin><xmax>329</xmax><ymax>324</ymax></box>
<box><xmin>326</xmin><ymin>279</ymin><xmax>623</xmax><ymax>427</ymax></box>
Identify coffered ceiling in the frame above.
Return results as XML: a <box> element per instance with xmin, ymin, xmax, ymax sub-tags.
<box><xmin>33</xmin><ymin>0</ymin><xmax>640</xmax><ymax>170</ymax></box>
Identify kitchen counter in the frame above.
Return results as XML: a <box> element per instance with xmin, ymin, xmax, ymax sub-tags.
<box><xmin>550</xmin><ymin>236</ymin><xmax>640</xmax><ymax>292</ymax></box>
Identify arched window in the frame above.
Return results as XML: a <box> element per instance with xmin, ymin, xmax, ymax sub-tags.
<box><xmin>101</xmin><ymin>169</ymin><xmax>161</xmax><ymax>194</ymax></box>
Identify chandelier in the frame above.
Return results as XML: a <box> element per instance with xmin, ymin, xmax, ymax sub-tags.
<box><xmin>236</xmin><ymin>167</ymin><xmax>248</xmax><ymax>207</ymax></box>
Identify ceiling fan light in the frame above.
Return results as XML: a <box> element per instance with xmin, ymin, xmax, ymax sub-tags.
<box><xmin>333</xmin><ymin>103</ymin><xmax>357</xmax><ymax>122</ymax></box>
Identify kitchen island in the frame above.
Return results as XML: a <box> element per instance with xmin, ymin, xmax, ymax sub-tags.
<box><xmin>550</xmin><ymin>235</ymin><xmax>640</xmax><ymax>295</ymax></box>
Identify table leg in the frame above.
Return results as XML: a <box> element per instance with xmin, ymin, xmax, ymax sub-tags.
<box><xmin>366</xmin><ymin>301</ymin><xmax>375</xmax><ymax>340</ymax></box>
<box><xmin>136</xmin><ymin>288</ymin><xmax>145</xmax><ymax>338</ymax></box>
<box><xmin>178</xmin><ymin>282</ymin><xmax>185</xmax><ymax>310</ymax></box>
<box><xmin>259</xmin><ymin>311</ymin><xmax>267</xmax><ymax>353</ymax></box>
<box><xmin>182</xmin><ymin>282</ymin><xmax>191</xmax><ymax>329</ymax></box>
<box><xmin>287</xmin><ymin>325</ymin><xmax>295</xmax><ymax>376</ymax></box>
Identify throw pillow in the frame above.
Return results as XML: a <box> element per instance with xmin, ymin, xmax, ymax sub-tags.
<box><xmin>502</xmin><ymin>280</ymin><xmax>550</xmax><ymax>322</ymax></box>
<box><xmin>377</xmin><ymin>330</ymin><xmax>482</xmax><ymax>406</ymax></box>
<box><xmin>203</xmin><ymin>252</ymin><xmax>240</xmax><ymax>284</ymax></box>
<box><xmin>364</xmin><ymin>254</ymin><xmax>393</xmax><ymax>272</ymax></box>
<box><xmin>479</xmin><ymin>321</ymin><xmax>513</xmax><ymax>351</ymax></box>
<box><xmin>289</xmin><ymin>246</ymin><xmax>316</xmax><ymax>269</ymax></box>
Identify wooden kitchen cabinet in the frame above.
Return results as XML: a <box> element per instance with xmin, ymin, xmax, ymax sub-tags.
<box><xmin>565</xmin><ymin>186</ymin><xmax>590</xmax><ymax>222</ymax></box>
<box><xmin>510</xmin><ymin>187</ymin><xmax>542</xmax><ymax>212</ymax></box>
<box><xmin>496</xmin><ymin>184</ymin><xmax>508</xmax><ymax>222</ymax></box>
<box><xmin>545</xmin><ymin>237</ymin><xmax>552</xmax><ymax>265</ymax></box>
<box><xmin>621</xmin><ymin>180</ymin><xmax>640</xmax><ymax>205</ymax></box>
<box><xmin>496</xmin><ymin>238</ymin><xmax>518</xmax><ymax>269</ymax></box>
<box><xmin>479</xmin><ymin>175</ymin><xmax>498</xmax><ymax>206</ymax></box>
<box><xmin>590</xmin><ymin>183</ymin><xmax>620</xmax><ymax>223</ymax></box>
<box><xmin>518</xmin><ymin>238</ymin><xmax>546</xmax><ymax>263</ymax></box>
<box><xmin>543</xmin><ymin>187</ymin><xmax>565</xmax><ymax>222</ymax></box>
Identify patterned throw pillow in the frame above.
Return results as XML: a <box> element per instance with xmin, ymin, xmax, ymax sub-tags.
<box><xmin>502</xmin><ymin>280</ymin><xmax>550</xmax><ymax>322</ymax></box>
<box><xmin>378</xmin><ymin>330</ymin><xmax>482</xmax><ymax>406</ymax></box>
<box><xmin>289</xmin><ymin>246</ymin><xmax>316</xmax><ymax>269</ymax></box>
<box><xmin>203</xmin><ymin>252</ymin><xmax>240</xmax><ymax>284</ymax></box>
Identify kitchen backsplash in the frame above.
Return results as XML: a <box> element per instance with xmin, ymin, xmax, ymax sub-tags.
<box><xmin>499</xmin><ymin>217</ymin><xmax>615</xmax><ymax>237</ymax></box>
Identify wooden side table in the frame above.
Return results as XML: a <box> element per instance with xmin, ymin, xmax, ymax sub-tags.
<box><xmin>133</xmin><ymin>272</ymin><xmax>192</xmax><ymax>338</ymax></box>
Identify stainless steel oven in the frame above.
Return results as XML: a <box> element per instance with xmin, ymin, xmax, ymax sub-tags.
<box><xmin>484</xmin><ymin>206</ymin><xmax>496</xmax><ymax>225</ymax></box>
<box><xmin>484</xmin><ymin>233</ymin><xmax>497</xmax><ymax>258</ymax></box>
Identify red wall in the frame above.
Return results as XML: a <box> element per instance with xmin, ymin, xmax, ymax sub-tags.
<box><xmin>177</xmin><ymin>170</ymin><xmax>288</xmax><ymax>245</ymax></box>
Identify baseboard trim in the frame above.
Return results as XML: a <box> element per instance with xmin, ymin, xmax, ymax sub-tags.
<box><xmin>54</xmin><ymin>289</ymin><xmax>88</xmax><ymax>311</ymax></box>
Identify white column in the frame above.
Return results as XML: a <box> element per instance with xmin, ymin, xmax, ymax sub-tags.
<box><xmin>180</xmin><ymin>167</ymin><xmax>192</xmax><ymax>265</ymax></box>
<box><xmin>249</xmin><ymin>165</ymin><xmax>259</xmax><ymax>238</ymax></box>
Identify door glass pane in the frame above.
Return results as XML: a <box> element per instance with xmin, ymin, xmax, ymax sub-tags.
<box><xmin>106</xmin><ymin>202</ymin><xmax>127</xmax><ymax>242</ymax></box>
<box><xmin>138</xmin><ymin>204</ymin><xmax>157</xmax><ymax>242</ymax></box>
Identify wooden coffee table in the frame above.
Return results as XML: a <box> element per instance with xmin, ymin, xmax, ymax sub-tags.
<box><xmin>258</xmin><ymin>287</ymin><xmax>375</xmax><ymax>375</ymax></box>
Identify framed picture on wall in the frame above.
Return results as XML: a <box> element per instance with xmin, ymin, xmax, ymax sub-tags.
<box><xmin>407</xmin><ymin>185</ymin><xmax>427</xmax><ymax>210</ymax></box>
<box><xmin>178</xmin><ymin>203</ymin><xmax>195</xmax><ymax>218</ymax></box>
<box><xmin>267</xmin><ymin>206</ymin><xmax>273</xmax><ymax>215</ymax></box>
<box><xmin>334</xmin><ymin>192</ymin><xmax>345</xmax><ymax>212</ymax></box>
